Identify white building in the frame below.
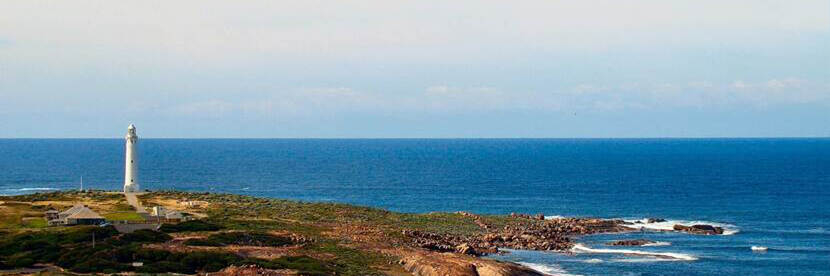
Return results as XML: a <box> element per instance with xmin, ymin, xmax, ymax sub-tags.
<box><xmin>150</xmin><ymin>206</ymin><xmax>166</xmax><ymax>216</ymax></box>
<box><xmin>164</xmin><ymin>211</ymin><xmax>184</xmax><ymax>221</ymax></box>
<box><xmin>124</xmin><ymin>124</ymin><xmax>140</xmax><ymax>193</ymax></box>
<box><xmin>48</xmin><ymin>204</ymin><xmax>105</xmax><ymax>226</ymax></box>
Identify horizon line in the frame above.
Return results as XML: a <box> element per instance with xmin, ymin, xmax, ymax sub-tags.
<box><xmin>1</xmin><ymin>136</ymin><xmax>828</xmax><ymax>140</ymax></box>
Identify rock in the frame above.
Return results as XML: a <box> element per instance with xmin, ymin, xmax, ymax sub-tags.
<box><xmin>456</xmin><ymin>243</ymin><xmax>478</xmax><ymax>256</ymax></box>
<box><xmin>673</xmin><ymin>224</ymin><xmax>724</xmax><ymax>235</ymax></box>
<box><xmin>397</xmin><ymin>251</ymin><xmax>545</xmax><ymax>276</ymax></box>
<box><xmin>647</xmin><ymin>218</ymin><xmax>666</xmax><ymax>223</ymax></box>
<box><xmin>606</xmin><ymin>239</ymin><xmax>654</xmax><ymax>246</ymax></box>
<box><xmin>212</xmin><ymin>264</ymin><xmax>297</xmax><ymax>276</ymax></box>
<box><xmin>405</xmin><ymin>213</ymin><xmax>630</xmax><ymax>255</ymax></box>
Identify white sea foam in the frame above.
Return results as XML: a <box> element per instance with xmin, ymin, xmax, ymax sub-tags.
<box><xmin>544</xmin><ymin>215</ymin><xmax>565</xmax><ymax>220</ymax></box>
<box><xmin>582</xmin><ymin>258</ymin><xmax>604</xmax><ymax>263</ymax></box>
<box><xmin>766</xmin><ymin>228</ymin><xmax>829</xmax><ymax>235</ymax></box>
<box><xmin>807</xmin><ymin>228</ymin><xmax>829</xmax><ymax>234</ymax></box>
<box><xmin>641</xmin><ymin>241</ymin><xmax>671</xmax><ymax>247</ymax></box>
<box><xmin>570</xmin><ymin>244</ymin><xmax>698</xmax><ymax>261</ymax></box>
<box><xmin>12</xmin><ymin>187</ymin><xmax>57</xmax><ymax>191</ymax></box>
<box><xmin>751</xmin><ymin>246</ymin><xmax>768</xmax><ymax>252</ymax></box>
<box><xmin>518</xmin><ymin>262</ymin><xmax>582</xmax><ymax>276</ymax></box>
<box><xmin>622</xmin><ymin>218</ymin><xmax>739</xmax><ymax>235</ymax></box>
<box><xmin>613</xmin><ymin>257</ymin><xmax>687</xmax><ymax>263</ymax></box>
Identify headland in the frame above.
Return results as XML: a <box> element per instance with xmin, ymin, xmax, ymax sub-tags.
<box><xmin>0</xmin><ymin>190</ymin><xmax>727</xmax><ymax>276</ymax></box>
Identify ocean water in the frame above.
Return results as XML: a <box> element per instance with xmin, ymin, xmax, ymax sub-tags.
<box><xmin>1</xmin><ymin>138</ymin><xmax>828</xmax><ymax>275</ymax></box>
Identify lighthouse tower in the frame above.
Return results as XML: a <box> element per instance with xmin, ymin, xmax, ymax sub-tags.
<box><xmin>124</xmin><ymin>124</ymin><xmax>140</xmax><ymax>193</ymax></box>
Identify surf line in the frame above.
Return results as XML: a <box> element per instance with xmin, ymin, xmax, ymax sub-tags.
<box><xmin>570</xmin><ymin>244</ymin><xmax>698</xmax><ymax>261</ymax></box>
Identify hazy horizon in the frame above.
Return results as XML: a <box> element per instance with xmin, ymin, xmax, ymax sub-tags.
<box><xmin>2</xmin><ymin>0</ymin><xmax>828</xmax><ymax>138</ymax></box>
<box><xmin>2</xmin><ymin>136</ymin><xmax>829</xmax><ymax>139</ymax></box>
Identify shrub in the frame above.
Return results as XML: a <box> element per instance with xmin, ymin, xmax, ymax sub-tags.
<box><xmin>179</xmin><ymin>251</ymin><xmax>241</xmax><ymax>273</ymax></box>
<box><xmin>159</xmin><ymin>220</ymin><xmax>221</xmax><ymax>233</ymax></box>
<box><xmin>183</xmin><ymin>238</ymin><xmax>222</xmax><ymax>246</ymax></box>
<box><xmin>134</xmin><ymin>248</ymin><xmax>171</xmax><ymax>263</ymax></box>
<box><xmin>238</xmin><ymin>256</ymin><xmax>332</xmax><ymax>276</ymax></box>
<box><xmin>119</xmin><ymin>229</ymin><xmax>172</xmax><ymax>244</ymax></box>
<box><xmin>137</xmin><ymin>260</ymin><xmax>187</xmax><ymax>274</ymax></box>
<box><xmin>69</xmin><ymin>258</ymin><xmax>129</xmax><ymax>273</ymax></box>
<box><xmin>183</xmin><ymin>232</ymin><xmax>293</xmax><ymax>247</ymax></box>
<box><xmin>6</xmin><ymin>254</ymin><xmax>35</xmax><ymax>268</ymax></box>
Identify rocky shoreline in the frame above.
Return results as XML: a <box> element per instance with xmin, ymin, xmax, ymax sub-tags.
<box><xmin>1</xmin><ymin>191</ymin><xmax>733</xmax><ymax>276</ymax></box>
<box><xmin>404</xmin><ymin>212</ymin><xmax>630</xmax><ymax>256</ymax></box>
<box><xmin>403</xmin><ymin>212</ymin><xmax>731</xmax><ymax>259</ymax></box>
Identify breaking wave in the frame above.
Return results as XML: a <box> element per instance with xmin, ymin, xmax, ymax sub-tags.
<box><xmin>622</xmin><ymin>218</ymin><xmax>739</xmax><ymax>235</ymax></box>
<box><xmin>570</xmin><ymin>244</ymin><xmax>698</xmax><ymax>261</ymax></box>
<box><xmin>2</xmin><ymin>187</ymin><xmax>58</xmax><ymax>193</ymax></box>
<box><xmin>641</xmin><ymin>241</ymin><xmax>671</xmax><ymax>247</ymax></box>
<box><xmin>518</xmin><ymin>262</ymin><xmax>582</xmax><ymax>276</ymax></box>
<box><xmin>751</xmin><ymin>246</ymin><xmax>768</xmax><ymax>252</ymax></box>
<box><xmin>582</xmin><ymin>258</ymin><xmax>604</xmax><ymax>263</ymax></box>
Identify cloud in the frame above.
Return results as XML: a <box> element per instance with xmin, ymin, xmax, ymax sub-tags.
<box><xmin>1</xmin><ymin>0</ymin><xmax>827</xmax><ymax>66</ymax></box>
<box><xmin>732</xmin><ymin>81</ymin><xmax>749</xmax><ymax>89</ymax></box>
<box><xmin>171</xmin><ymin>100</ymin><xmax>234</xmax><ymax>118</ymax></box>
<box><xmin>418</xmin><ymin>79</ymin><xmax>830</xmax><ymax>113</ymax></box>
<box><xmin>765</xmin><ymin>78</ymin><xmax>805</xmax><ymax>89</ymax></box>
<box><xmin>584</xmin><ymin>78</ymin><xmax>830</xmax><ymax>109</ymax></box>
<box><xmin>168</xmin><ymin>87</ymin><xmax>382</xmax><ymax>119</ymax></box>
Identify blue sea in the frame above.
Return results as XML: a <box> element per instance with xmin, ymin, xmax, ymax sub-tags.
<box><xmin>1</xmin><ymin>138</ymin><xmax>829</xmax><ymax>275</ymax></box>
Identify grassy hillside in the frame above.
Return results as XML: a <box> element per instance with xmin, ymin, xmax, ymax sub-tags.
<box><xmin>0</xmin><ymin>190</ymin><xmax>518</xmax><ymax>275</ymax></box>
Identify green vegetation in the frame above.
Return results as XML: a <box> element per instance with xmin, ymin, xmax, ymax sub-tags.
<box><xmin>184</xmin><ymin>231</ymin><xmax>294</xmax><ymax>247</ymax></box>
<box><xmin>0</xmin><ymin>226</ymin><xmax>296</xmax><ymax>274</ymax></box>
<box><xmin>0</xmin><ymin>202</ymin><xmax>43</xmax><ymax>229</ymax></box>
<box><xmin>396</xmin><ymin>213</ymin><xmax>482</xmax><ymax>236</ymax></box>
<box><xmin>241</xmin><ymin>256</ymin><xmax>334</xmax><ymax>276</ymax></box>
<box><xmin>308</xmin><ymin>241</ymin><xmax>393</xmax><ymax>276</ymax></box>
<box><xmin>111</xmin><ymin>202</ymin><xmax>136</xmax><ymax>212</ymax></box>
<box><xmin>0</xmin><ymin>226</ymin><xmax>120</xmax><ymax>269</ymax></box>
<box><xmin>159</xmin><ymin>219</ymin><xmax>222</xmax><ymax>233</ymax></box>
<box><xmin>1</xmin><ymin>190</ymin><xmax>523</xmax><ymax>275</ymax></box>
<box><xmin>6</xmin><ymin>191</ymin><xmax>122</xmax><ymax>203</ymax></box>
<box><xmin>118</xmin><ymin>229</ymin><xmax>172</xmax><ymax>244</ymax></box>
<box><xmin>132</xmin><ymin>249</ymin><xmax>242</xmax><ymax>274</ymax></box>
<box><xmin>102</xmin><ymin>212</ymin><xmax>145</xmax><ymax>222</ymax></box>
<box><xmin>21</xmin><ymin>217</ymin><xmax>48</xmax><ymax>228</ymax></box>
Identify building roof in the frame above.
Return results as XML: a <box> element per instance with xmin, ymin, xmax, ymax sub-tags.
<box><xmin>66</xmin><ymin>207</ymin><xmax>104</xmax><ymax>220</ymax></box>
<box><xmin>60</xmin><ymin>204</ymin><xmax>87</xmax><ymax>216</ymax></box>
<box><xmin>165</xmin><ymin>211</ymin><xmax>184</xmax><ymax>219</ymax></box>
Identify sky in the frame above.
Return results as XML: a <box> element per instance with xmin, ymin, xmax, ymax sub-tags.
<box><xmin>1</xmin><ymin>0</ymin><xmax>828</xmax><ymax>138</ymax></box>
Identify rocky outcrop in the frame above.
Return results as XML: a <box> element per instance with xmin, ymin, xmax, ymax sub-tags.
<box><xmin>404</xmin><ymin>217</ymin><xmax>630</xmax><ymax>254</ymax></box>
<box><xmin>212</xmin><ymin>265</ymin><xmax>297</xmax><ymax>276</ymax></box>
<box><xmin>456</xmin><ymin>211</ymin><xmax>491</xmax><ymax>229</ymax></box>
<box><xmin>397</xmin><ymin>251</ymin><xmax>545</xmax><ymax>276</ymax></box>
<box><xmin>510</xmin><ymin>212</ymin><xmax>546</xmax><ymax>220</ymax></box>
<box><xmin>606</xmin><ymin>239</ymin><xmax>654</xmax><ymax>246</ymax></box>
<box><xmin>673</xmin><ymin>224</ymin><xmax>724</xmax><ymax>235</ymax></box>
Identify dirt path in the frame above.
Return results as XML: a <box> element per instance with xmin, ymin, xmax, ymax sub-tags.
<box><xmin>124</xmin><ymin>192</ymin><xmax>147</xmax><ymax>213</ymax></box>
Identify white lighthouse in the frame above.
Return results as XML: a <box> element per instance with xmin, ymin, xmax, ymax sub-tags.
<box><xmin>124</xmin><ymin>124</ymin><xmax>140</xmax><ymax>193</ymax></box>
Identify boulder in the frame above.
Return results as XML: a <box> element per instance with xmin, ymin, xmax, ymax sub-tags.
<box><xmin>673</xmin><ymin>224</ymin><xmax>724</xmax><ymax>235</ymax></box>
<box><xmin>455</xmin><ymin>243</ymin><xmax>478</xmax><ymax>256</ymax></box>
<box><xmin>606</xmin><ymin>239</ymin><xmax>653</xmax><ymax>246</ymax></box>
